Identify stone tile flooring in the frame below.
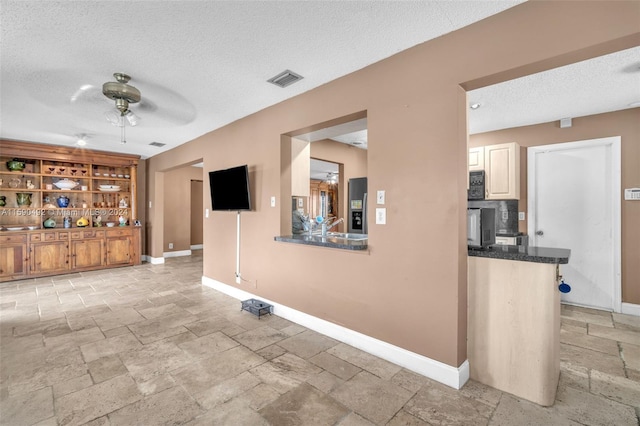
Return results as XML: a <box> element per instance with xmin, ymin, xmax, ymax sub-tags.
<box><xmin>1</xmin><ymin>252</ymin><xmax>639</xmax><ymax>425</ymax></box>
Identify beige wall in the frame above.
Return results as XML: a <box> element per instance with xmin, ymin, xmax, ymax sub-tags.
<box><xmin>146</xmin><ymin>1</ymin><xmax>640</xmax><ymax>368</ymax></box>
<box><xmin>163</xmin><ymin>166</ymin><xmax>204</xmax><ymax>252</ymax></box>
<box><xmin>470</xmin><ymin>108</ymin><xmax>640</xmax><ymax>304</ymax></box>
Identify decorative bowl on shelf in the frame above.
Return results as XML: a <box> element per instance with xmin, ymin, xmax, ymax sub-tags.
<box><xmin>99</xmin><ymin>185</ymin><xmax>121</xmax><ymax>192</ymax></box>
<box><xmin>4</xmin><ymin>226</ymin><xmax>25</xmax><ymax>231</ymax></box>
<box><xmin>16</xmin><ymin>193</ymin><xmax>32</xmax><ymax>206</ymax></box>
<box><xmin>27</xmin><ymin>225</ymin><xmax>40</xmax><ymax>230</ymax></box>
<box><xmin>53</xmin><ymin>179</ymin><xmax>79</xmax><ymax>190</ymax></box>
<box><xmin>43</xmin><ymin>218</ymin><xmax>56</xmax><ymax>228</ymax></box>
<box><xmin>105</xmin><ymin>222</ymin><xmax>116</xmax><ymax>227</ymax></box>
<box><xmin>6</xmin><ymin>159</ymin><xmax>25</xmax><ymax>171</ymax></box>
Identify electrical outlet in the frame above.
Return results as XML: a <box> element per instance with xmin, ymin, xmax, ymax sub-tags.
<box><xmin>168</xmin><ymin>243</ymin><xmax>173</xmax><ymax>249</ymax></box>
<box><xmin>270</xmin><ymin>196</ymin><xmax>276</xmax><ymax>207</ymax></box>
<box><xmin>518</xmin><ymin>212</ymin><xmax>525</xmax><ymax>221</ymax></box>
<box><xmin>376</xmin><ymin>208</ymin><xmax>386</xmax><ymax>225</ymax></box>
<box><xmin>205</xmin><ymin>208</ymin><xmax>209</xmax><ymax>218</ymax></box>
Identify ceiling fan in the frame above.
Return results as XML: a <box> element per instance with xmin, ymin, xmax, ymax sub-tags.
<box><xmin>102</xmin><ymin>73</ymin><xmax>141</xmax><ymax>143</ymax></box>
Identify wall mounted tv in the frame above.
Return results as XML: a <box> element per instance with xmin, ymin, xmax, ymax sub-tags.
<box><xmin>209</xmin><ymin>165</ymin><xmax>252</xmax><ymax>211</ymax></box>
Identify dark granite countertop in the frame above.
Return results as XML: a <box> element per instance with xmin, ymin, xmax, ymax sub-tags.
<box><xmin>274</xmin><ymin>234</ymin><xmax>368</xmax><ymax>251</ymax></box>
<box><xmin>468</xmin><ymin>245</ymin><xmax>570</xmax><ymax>264</ymax></box>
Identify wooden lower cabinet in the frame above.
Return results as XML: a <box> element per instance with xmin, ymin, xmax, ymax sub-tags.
<box><xmin>0</xmin><ymin>242</ymin><xmax>28</xmax><ymax>280</ymax></box>
<box><xmin>106</xmin><ymin>237</ymin><xmax>132</xmax><ymax>265</ymax></box>
<box><xmin>71</xmin><ymin>239</ymin><xmax>105</xmax><ymax>269</ymax></box>
<box><xmin>31</xmin><ymin>241</ymin><xmax>69</xmax><ymax>275</ymax></box>
<box><xmin>0</xmin><ymin>227</ymin><xmax>141</xmax><ymax>282</ymax></box>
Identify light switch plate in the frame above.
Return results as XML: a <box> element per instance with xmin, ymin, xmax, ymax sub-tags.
<box><xmin>270</xmin><ymin>196</ymin><xmax>276</xmax><ymax>207</ymax></box>
<box><xmin>377</xmin><ymin>190</ymin><xmax>385</xmax><ymax>205</ymax></box>
<box><xmin>518</xmin><ymin>212</ymin><xmax>525</xmax><ymax>221</ymax></box>
<box><xmin>298</xmin><ymin>198</ymin><xmax>303</xmax><ymax>207</ymax></box>
<box><xmin>376</xmin><ymin>208</ymin><xmax>386</xmax><ymax>225</ymax></box>
<box><xmin>205</xmin><ymin>208</ymin><xmax>209</xmax><ymax>218</ymax></box>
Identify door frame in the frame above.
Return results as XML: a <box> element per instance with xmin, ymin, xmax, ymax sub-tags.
<box><xmin>527</xmin><ymin>136</ymin><xmax>621</xmax><ymax>312</ymax></box>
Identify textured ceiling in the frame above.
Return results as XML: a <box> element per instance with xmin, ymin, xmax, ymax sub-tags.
<box><xmin>2</xmin><ymin>1</ymin><xmax>636</xmax><ymax>160</ymax></box>
<box><xmin>468</xmin><ymin>46</ymin><xmax>640</xmax><ymax>134</ymax></box>
<box><xmin>0</xmin><ymin>0</ymin><xmax>523</xmax><ymax>158</ymax></box>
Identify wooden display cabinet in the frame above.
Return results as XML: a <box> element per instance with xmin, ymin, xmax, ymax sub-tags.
<box><xmin>0</xmin><ymin>141</ymin><xmax>141</xmax><ymax>282</ymax></box>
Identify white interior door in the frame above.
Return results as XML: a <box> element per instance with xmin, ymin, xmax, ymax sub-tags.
<box><xmin>528</xmin><ymin>137</ymin><xmax>621</xmax><ymax>312</ymax></box>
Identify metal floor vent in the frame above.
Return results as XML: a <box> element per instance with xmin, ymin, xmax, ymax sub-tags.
<box><xmin>267</xmin><ymin>69</ymin><xmax>303</xmax><ymax>88</ymax></box>
<box><xmin>149</xmin><ymin>142</ymin><xmax>166</xmax><ymax>147</ymax></box>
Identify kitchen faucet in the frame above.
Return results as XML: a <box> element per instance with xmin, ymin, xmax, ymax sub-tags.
<box><xmin>325</xmin><ymin>217</ymin><xmax>343</xmax><ymax>231</ymax></box>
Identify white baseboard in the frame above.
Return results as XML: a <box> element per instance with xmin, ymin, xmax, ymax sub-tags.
<box><xmin>148</xmin><ymin>256</ymin><xmax>165</xmax><ymax>265</ymax></box>
<box><xmin>202</xmin><ymin>276</ymin><xmax>469</xmax><ymax>390</ymax></box>
<box><xmin>621</xmin><ymin>303</ymin><xmax>640</xmax><ymax>317</ymax></box>
<box><xmin>190</xmin><ymin>244</ymin><xmax>203</xmax><ymax>250</ymax></box>
<box><xmin>163</xmin><ymin>250</ymin><xmax>192</xmax><ymax>258</ymax></box>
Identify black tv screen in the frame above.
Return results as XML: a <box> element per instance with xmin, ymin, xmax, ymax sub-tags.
<box><xmin>209</xmin><ymin>165</ymin><xmax>251</xmax><ymax>211</ymax></box>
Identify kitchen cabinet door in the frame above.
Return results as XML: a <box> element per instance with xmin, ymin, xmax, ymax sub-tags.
<box><xmin>485</xmin><ymin>142</ymin><xmax>520</xmax><ymax>200</ymax></box>
<box><xmin>71</xmin><ymin>239</ymin><xmax>105</xmax><ymax>269</ymax></box>
<box><xmin>468</xmin><ymin>147</ymin><xmax>485</xmax><ymax>171</ymax></box>
<box><xmin>0</xmin><ymin>243</ymin><xmax>28</xmax><ymax>280</ymax></box>
<box><xmin>31</xmin><ymin>241</ymin><xmax>69</xmax><ymax>274</ymax></box>
<box><xmin>106</xmin><ymin>237</ymin><xmax>132</xmax><ymax>265</ymax></box>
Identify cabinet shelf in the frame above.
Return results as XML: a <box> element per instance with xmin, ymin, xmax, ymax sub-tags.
<box><xmin>1</xmin><ymin>149</ymin><xmax>137</xmax><ymax>229</ymax></box>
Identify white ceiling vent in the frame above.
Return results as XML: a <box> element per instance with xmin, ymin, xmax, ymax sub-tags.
<box><xmin>267</xmin><ymin>70</ymin><xmax>304</xmax><ymax>88</ymax></box>
<box><xmin>149</xmin><ymin>142</ymin><xmax>166</xmax><ymax>147</ymax></box>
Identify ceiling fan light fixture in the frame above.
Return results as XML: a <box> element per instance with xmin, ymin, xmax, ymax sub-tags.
<box><xmin>102</xmin><ymin>73</ymin><xmax>141</xmax><ymax>107</ymax></box>
<box><xmin>125</xmin><ymin>110</ymin><xmax>140</xmax><ymax>126</ymax></box>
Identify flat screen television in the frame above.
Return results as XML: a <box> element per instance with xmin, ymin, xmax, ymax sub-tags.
<box><xmin>209</xmin><ymin>165</ymin><xmax>251</xmax><ymax>211</ymax></box>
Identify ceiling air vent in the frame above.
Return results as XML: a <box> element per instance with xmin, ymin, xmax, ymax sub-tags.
<box><xmin>149</xmin><ymin>142</ymin><xmax>166</xmax><ymax>147</ymax></box>
<box><xmin>267</xmin><ymin>70</ymin><xmax>303</xmax><ymax>88</ymax></box>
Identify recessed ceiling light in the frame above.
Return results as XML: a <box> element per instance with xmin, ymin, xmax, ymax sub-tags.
<box><xmin>470</xmin><ymin>103</ymin><xmax>481</xmax><ymax>110</ymax></box>
<box><xmin>77</xmin><ymin>139</ymin><xmax>87</xmax><ymax>146</ymax></box>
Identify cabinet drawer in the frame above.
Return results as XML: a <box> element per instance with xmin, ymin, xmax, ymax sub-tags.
<box><xmin>0</xmin><ymin>234</ymin><xmax>27</xmax><ymax>244</ymax></box>
<box><xmin>70</xmin><ymin>230</ymin><xmax>104</xmax><ymax>239</ymax></box>
<box><xmin>44</xmin><ymin>233</ymin><xmax>57</xmax><ymax>241</ymax></box>
<box><xmin>30</xmin><ymin>233</ymin><xmax>43</xmax><ymax>242</ymax></box>
<box><xmin>57</xmin><ymin>232</ymin><xmax>69</xmax><ymax>240</ymax></box>
<box><xmin>106</xmin><ymin>228</ymin><xmax>132</xmax><ymax>237</ymax></box>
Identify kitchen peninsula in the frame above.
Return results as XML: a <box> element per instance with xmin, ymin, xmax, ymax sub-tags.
<box><xmin>274</xmin><ymin>234</ymin><xmax>368</xmax><ymax>251</ymax></box>
<box><xmin>467</xmin><ymin>244</ymin><xmax>571</xmax><ymax>406</ymax></box>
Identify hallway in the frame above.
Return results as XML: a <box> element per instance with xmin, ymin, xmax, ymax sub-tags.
<box><xmin>1</xmin><ymin>252</ymin><xmax>639</xmax><ymax>425</ymax></box>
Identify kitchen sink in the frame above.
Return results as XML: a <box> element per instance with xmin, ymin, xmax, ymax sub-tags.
<box><xmin>325</xmin><ymin>232</ymin><xmax>368</xmax><ymax>240</ymax></box>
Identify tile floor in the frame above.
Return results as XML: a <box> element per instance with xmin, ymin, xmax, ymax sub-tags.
<box><xmin>1</xmin><ymin>251</ymin><xmax>639</xmax><ymax>425</ymax></box>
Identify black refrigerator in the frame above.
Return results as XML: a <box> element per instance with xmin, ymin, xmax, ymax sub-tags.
<box><xmin>348</xmin><ymin>177</ymin><xmax>368</xmax><ymax>234</ymax></box>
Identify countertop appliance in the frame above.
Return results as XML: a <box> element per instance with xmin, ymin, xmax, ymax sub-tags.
<box><xmin>468</xmin><ymin>170</ymin><xmax>485</xmax><ymax>200</ymax></box>
<box><xmin>348</xmin><ymin>177</ymin><xmax>367</xmax><ymax>234</ymax></box>
<box><xmin>468</xmin><ymin>207</ymin><xmax>495</xmax><ymax>248</ymax></box>
<box><xmin>495</xmin><ymin>234</ymin><xmax>529</xmax><ymax>246</ymax></box>
<box><xmin>468</xmin><ymin>199</ymin><xmax>518</xmax><ymax>236</ymax></box>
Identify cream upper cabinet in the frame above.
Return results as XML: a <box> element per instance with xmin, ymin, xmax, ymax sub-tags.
<box><xmin>468</xmin><ymin>147</ymin><xmax>485</xmax><ymax>171</ymax></box>
<box><xmin>468</xmin><ymin>142</ymin><xmax>520</xmax><ymax>200</ymax></box>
